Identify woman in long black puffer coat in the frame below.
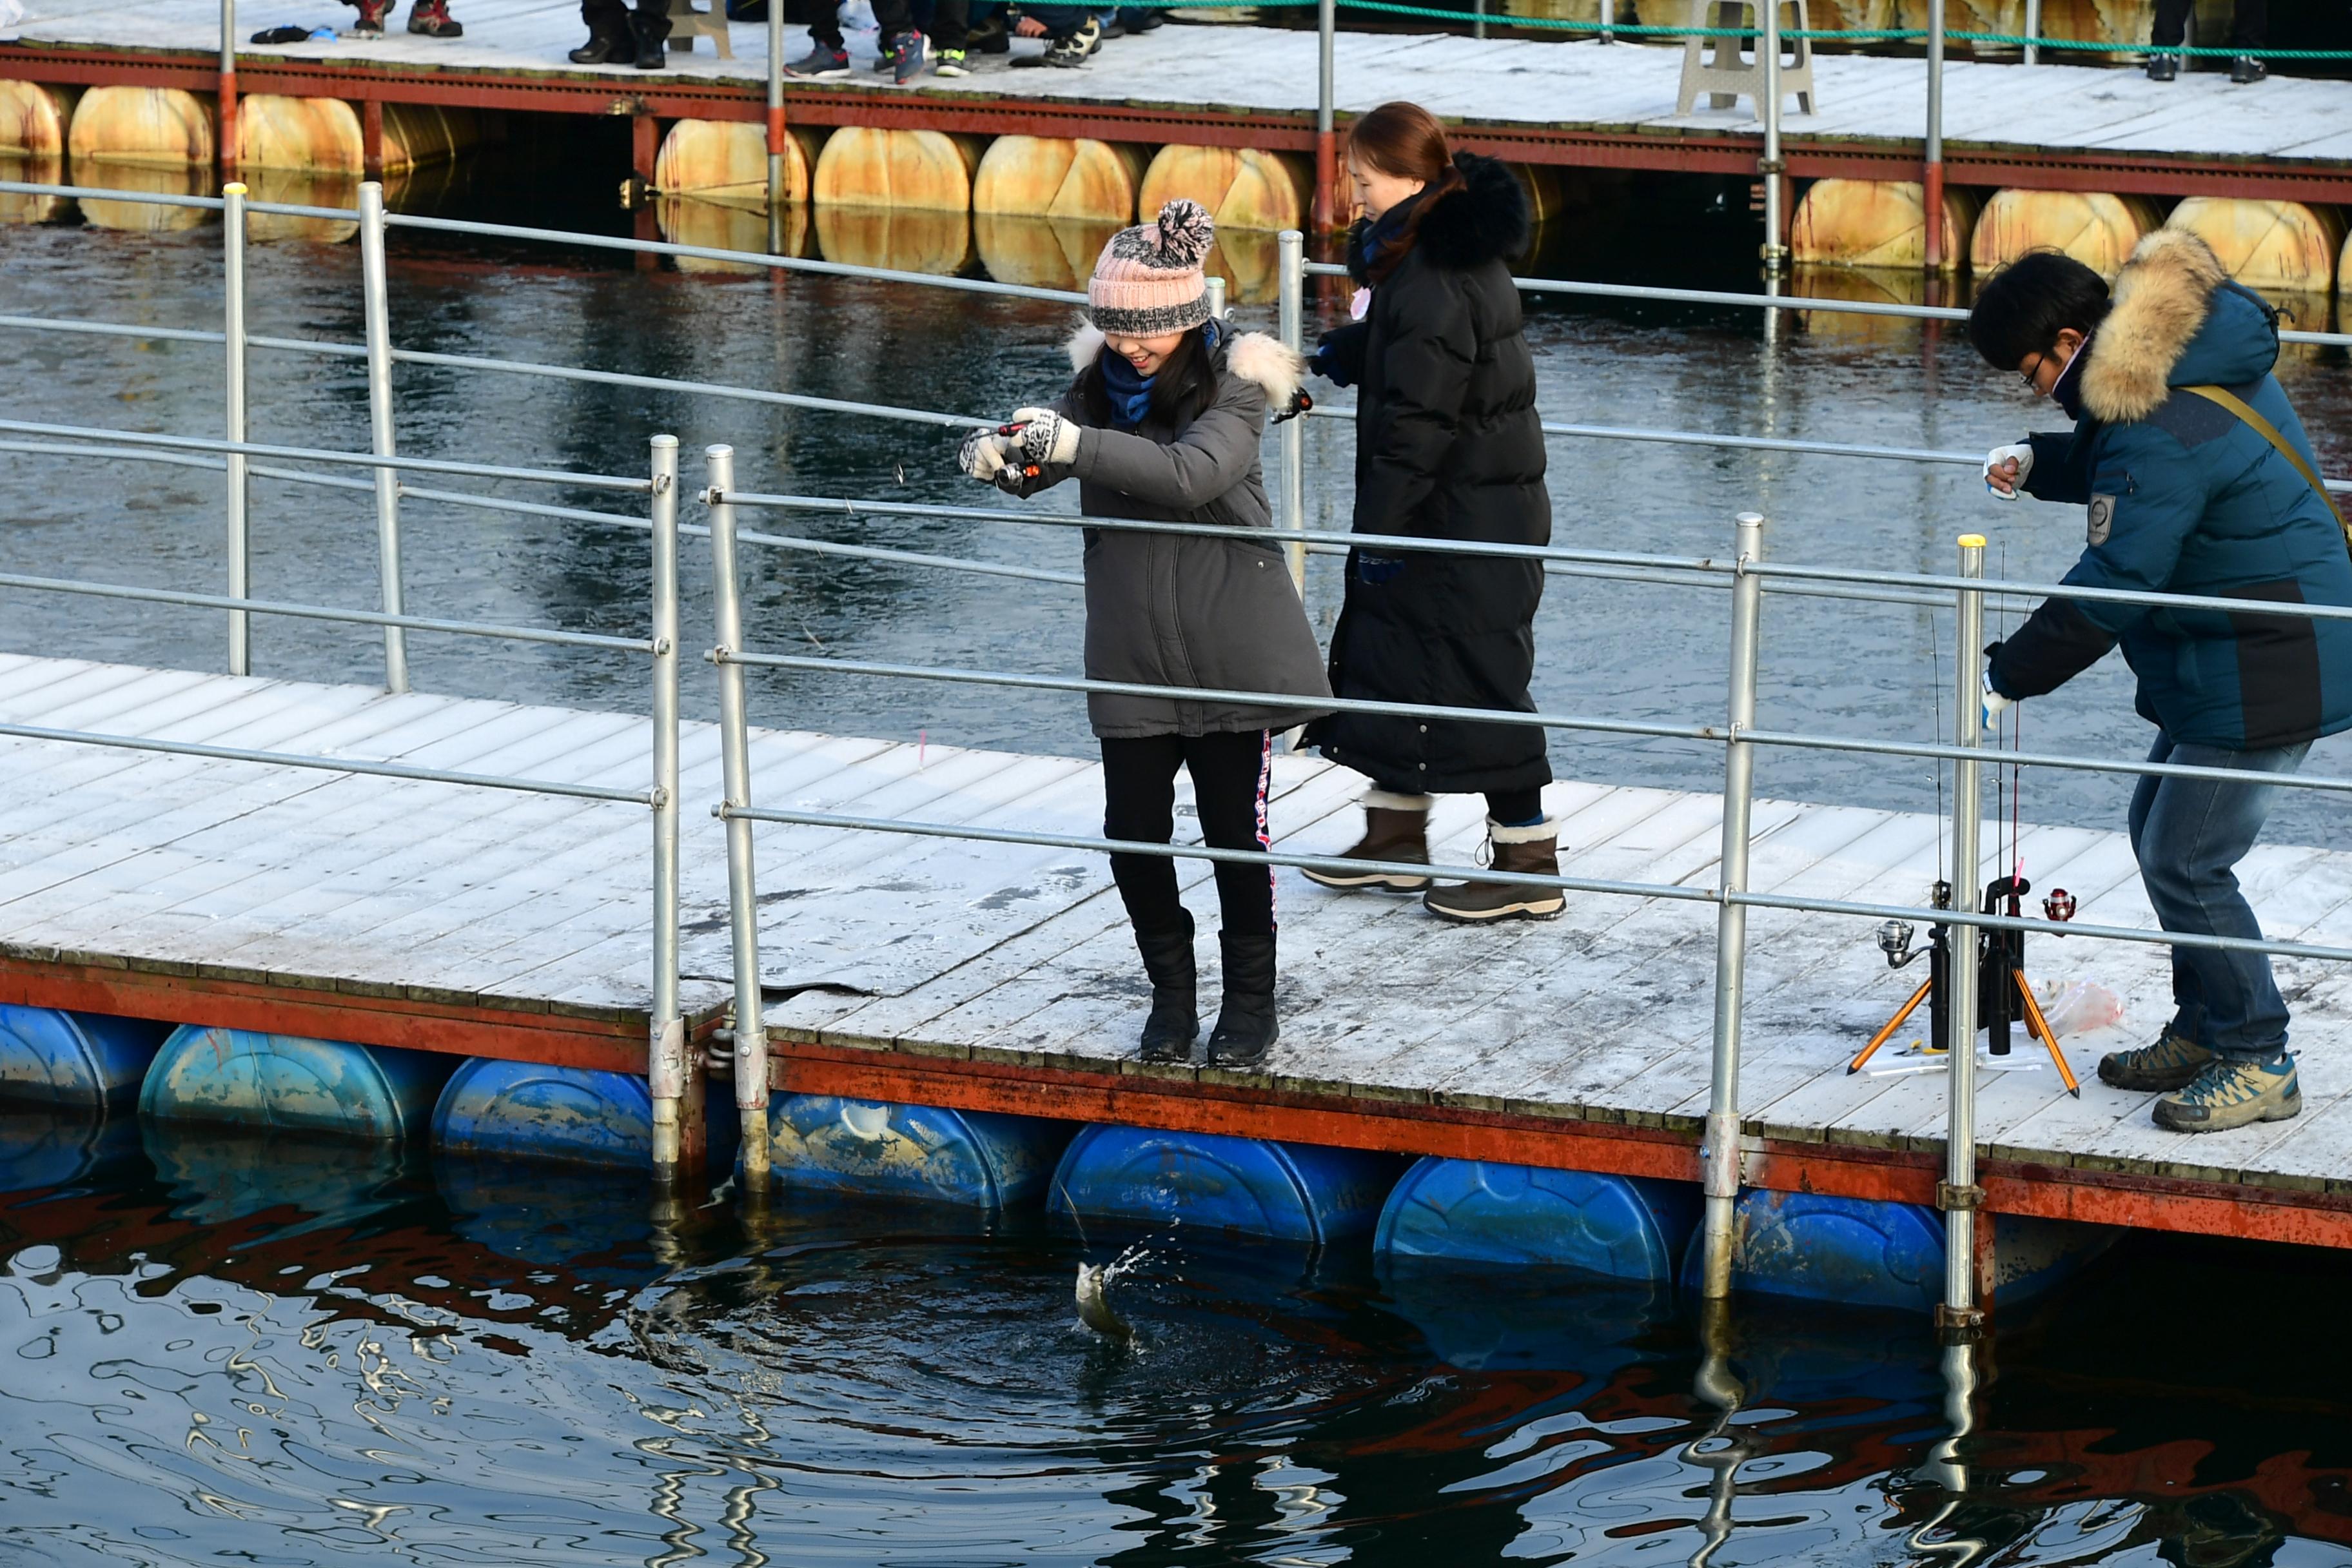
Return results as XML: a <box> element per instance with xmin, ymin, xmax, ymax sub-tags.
<box><xmin>1300</xmin><ymin>100</ymin><xmax>1557</xmax><ymax>923</ymax></box>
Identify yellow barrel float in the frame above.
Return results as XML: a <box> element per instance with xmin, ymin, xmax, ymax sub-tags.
<box><xmin>654</xmin><ymin>117</ymin><xmax>825</xmax><ymax>206</ymax></box>
<box><xmin>1137</xmin><ymin>144</ymin><xmax>1309</xmax><ymax>233</ymax></box>
<box><xmin>812</xmin><ymin>125</ymin><xmax>985</xmax><ymax>211</ymax></box>
<box><xmin>972</xmin><ymin>213</ymin><xmax>1122</xmax><ymax>291</ymax></box>
<box><xmin>1969</xmin><ymin>189</ymin><xmax>2167</xmax><ymax>280</ymax></box>
<box><xmin>971</xmin><ymin>135</ymin><xmax>1144</xmax><ymax>223</ymax></box>
<box><xmin>1790</xmin><ymin>262</ymin><xmax>1943</xmax><ymax>344</ymax></box>
<box><xmin>68</xmin><ymin>84</ymin><xmax>217</xmax><ymax>167</ymax></box>
<box><xmin>0</xmin><ymin>155</ymin><xmax>65</xmax><ymax>225</ymax></box>
<box><xmin>0</xmin><ymin>81</ymin><xmax>80</xmax><ymax>156</ymax></box>
<box><xmin>1790</xmin><ymin>178</ymin><xmax>1981</xmax><ymax>274</ymax></box>
<box><xmin>235</xmin><ymin>97</ymin><xmax>484</xmax><ymax>173</ymax></box>
<box><xmin>2164</xmin><ymin>197</ymin><xmax>2343</xmax><ymax>297</ymax></box>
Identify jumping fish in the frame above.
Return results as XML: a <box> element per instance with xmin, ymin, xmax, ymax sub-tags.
<box><xmin>1074</xmin><ymin>1261</ymin><xmax>1132</xmax><ymax>1340</ymax></box>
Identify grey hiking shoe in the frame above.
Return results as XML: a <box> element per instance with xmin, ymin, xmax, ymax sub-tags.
<box><xmin>2097</xmin><ymin>1029</ymin><xmax>2215</xmax><ymax>1092</ymax></box>
<box><xmin>2152</xmin><ymin>1055</ymin><xmax>2300</xmax><ymax>1133</ymax></box>
<box><xmin>785</xmin><ymin>43</ymin><xmax>852</xmax><ymax>77</ymax></box>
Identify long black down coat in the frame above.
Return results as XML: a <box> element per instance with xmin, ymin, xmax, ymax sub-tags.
<box><xmin>1303</xmin><ymin>152</ymin><xmax>1552</xmax><ymax>797</ymax></box>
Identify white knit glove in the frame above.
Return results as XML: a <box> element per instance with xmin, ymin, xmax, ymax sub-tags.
<box><xmin>957</xmin><ymin>429</ymin><xmax>1011</xmax><ymax>482</ymax></box>
<box><xmin>1010</xmin><ymin>407</ymin><xmax>1081</xmax><ymax>469</ymax></box>
<box><xmin>1984</xmin><ymin>443</ymin><xmax>2034</xmax><ymax>500</ymax></box>
<box><xmin>1983</xmin><ymin>671</ymin><xmax>2014</xmax><ymax>730</ymax></box>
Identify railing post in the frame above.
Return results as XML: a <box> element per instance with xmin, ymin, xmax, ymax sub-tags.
<box><xmin>222</xmin><ymin>180</ymin><xmax>250</xmax><ymax>677</ymax></box>
<box><xmin>706</xmin><ymin>445</ymin><xmax>772</xmax><ymax>1190</ymax></box>
<box><xmin>358</xmin><ymin>182</ymin><xmax>409</xmax><ymax>694</ymax></box>
<box><xmin>1759</xmin><ymin>0</ymin><xmax>1787</xmax><ymax>274</ymax></box>
<box><xmin>1699</xmin><ymin>511</ymin><xmax>1765</xmax><ymax>1298</ymax></box>
<box><xmin>2022</xmin><ymin>0</ymin><xmax>2039</xmax><ymax>64</ymax></box>
<box><xmin>1206</xmin><ymin>273</ymin><xmax>1228</xmax><ymax>322</ymax></box>
<box><xmin>1941</xmin><ymin>532</ymin><xmax>1988</xmax><ymax>1329</ymax></box>
<box><xmin>218</xmin><ymin>0</ymin><xmax>239</xmax><ymax>177</ymax></box>
<box><xmin>1276</xmin><ymin>229</ymin><xmax>1308</xmax><ymax>596</ymax></box>
<box><xmin>1600</xmin><ymin>0</ymin><xmax>1614</xmax><ymax>41</ymax></box>
<box><xmin>1313</xmin><ymin>0</ymin><xmax>1338</xmax><ymax>230</ymax></box>
<box><xmin>765</xmin><ymin>0</ymin><xmax>787</xmax><ymax>217</ymax></box>
<box><xmin>647</xmin><ymin>435</ymin><xmax>688</xmax><ymax>1176</ymax></box>
<box><xmin>1923</xmin><ymin>0</ymin><xmax>1946</xmax><ymax>271</ymax></box>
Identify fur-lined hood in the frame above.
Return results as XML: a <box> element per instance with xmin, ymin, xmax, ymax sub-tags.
<box><xmin>1064</xmin><ymin>322</ymin><xmax>1306</xmax><ymax>411</ymax></box>
<box><xmin>2080</xmin><ymin>229</ymin><xmax>2278</xmax><ymax>424</ymax></box>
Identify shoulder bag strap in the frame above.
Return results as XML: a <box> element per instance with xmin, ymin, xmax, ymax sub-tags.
<box><xmin>2182</xmin><ymin>382</ymin><xmax>2352</xmax><ymax>560</ymax></box>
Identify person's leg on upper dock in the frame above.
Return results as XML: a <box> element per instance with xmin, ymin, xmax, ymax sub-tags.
<box><xmin>1295</xmin><ymin>102</ymin><xmax>1561</xmax><ymax>926</ymax></box>
<box><xmin>954</xmin><ymin>199</ymin><xmax>1328</xmax><ymax>1071</ymax></box>
<box><xmin>1971</xmin><ymin>242</ymin><xmax>2352</xmax><ymax>1132</ymax></box>
<box><xmin>571</xmin><ymin>0</ymin><xmax>667</xmax><ymax>63</ymax></box>
<box><xmin>2148</xmin><ymin>0</ymin><xmax>2267</xmax><ymax>82</ymax></box>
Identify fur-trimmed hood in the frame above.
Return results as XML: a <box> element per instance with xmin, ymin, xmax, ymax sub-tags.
<box><xmin>2080</xmin><ymin>228</ymin><xmax>2278</xmax><ymax>424</ymax></box>
<box><xmin>1064</xmin><ymin>321</ymin><xmax>1307</xmax><ymax>411</ymax></box>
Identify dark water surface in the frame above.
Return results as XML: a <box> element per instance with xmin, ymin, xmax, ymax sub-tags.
<box><xmin>8</xmin><ymin>165</ymin><xmax>2352</xmax><ymax>1565</ymax></box>
<box><xmin>5</xmin><ymin>1122</ymin><xmax>2352</xmax><ymax>1567</ymax></box>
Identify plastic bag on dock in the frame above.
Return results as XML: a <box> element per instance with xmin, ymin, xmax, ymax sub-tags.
<box><xmin>2037</xmin><ymin>980</ymin><xmax>2124</xmax><ymax>1037</ymax></box>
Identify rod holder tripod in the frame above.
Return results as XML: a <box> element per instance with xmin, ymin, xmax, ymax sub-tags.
<box><xmin>1849</xmin><ymin>877</ymin><xmax>2081</xmax><ymax>1096</ymax></box>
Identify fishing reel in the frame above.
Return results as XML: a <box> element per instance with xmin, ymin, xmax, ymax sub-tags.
<box><xmin>1875</xmin><ymin>880</ymin><xmax>1952</xmax><ymax>969</ymax></box>
<box><xmin>2043</xmin><ymin>888</ymin><xmax>2077</xmax><ymax>925</ymax></box>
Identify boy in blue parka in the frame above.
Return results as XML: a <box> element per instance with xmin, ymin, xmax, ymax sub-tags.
<box><xmin>1972</xmin><ymin>231</ymin><xmax>2352</xmax><ymax>1134</ymax></box>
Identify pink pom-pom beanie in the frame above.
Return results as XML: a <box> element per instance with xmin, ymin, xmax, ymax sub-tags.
<box><xmin>1088</xmin><ymin>199</ymin><xmax>1216</xmax><ymax>336</ymax></box>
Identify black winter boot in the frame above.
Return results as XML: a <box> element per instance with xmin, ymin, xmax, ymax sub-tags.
<box><xmin>627</xmin><ymin>8</ymin><xmax>669</xmax><ymax>67</ymax></box>
<box><xmin>1206</xmin><ymin>933</ymin><xmax>1278</xmax><ymax>1070</ymax></box>
<box><xmin>1135</xmin><ymin>923</ymin><xmax>1198</xmax><ymax>1065</ymax></box>
<box><xmin>571</xmin><ymin>8</ymin><xmax>634</xmax><ymax>62</ymax></box>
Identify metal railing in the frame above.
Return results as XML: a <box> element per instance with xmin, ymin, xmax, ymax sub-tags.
<box><xmin>11</xmin><ymin>175</ymin><xmax>2352</xmax><ymax>1332</ymax></box>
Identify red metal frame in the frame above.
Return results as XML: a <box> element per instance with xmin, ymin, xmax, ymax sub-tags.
<box><xmin>12</xmin><ymin>43</ymin><xmax>2352</xmax><ymax>204</ymax></box>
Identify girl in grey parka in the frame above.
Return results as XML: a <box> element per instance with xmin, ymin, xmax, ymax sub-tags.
<box><xmin>957</xmin><ymin>199</ymin><xmax>1332</xmax><ymax>1070</ymax></box>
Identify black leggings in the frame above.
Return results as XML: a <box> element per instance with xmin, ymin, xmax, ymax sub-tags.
<box><xmin>1101</xmin><ymin>730</ymin><xmax>1275</xmax><ymax>941</ymax></box>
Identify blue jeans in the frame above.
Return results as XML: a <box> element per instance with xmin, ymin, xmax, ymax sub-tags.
<box><xmin>2126</xmin><ymin>731</ymin><xmax>2309</xmax><ymax>1059</ymax></box>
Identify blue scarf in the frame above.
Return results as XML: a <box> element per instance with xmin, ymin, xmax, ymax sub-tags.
<box><xmin>1100</xmin><ymin>319</ymin><xmax>1220</xmax><ymax>429</ymax></box>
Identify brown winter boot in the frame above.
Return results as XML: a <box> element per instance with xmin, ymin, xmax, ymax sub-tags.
<box><xmin>344</xmin><ymin>0</ymin><xmax>393</xmax><ymax>33</ymax></box>
<box><xmin>1424</xmin><ymin>818</ymin><xmax>1566</xmax><ymax>923</ymax></box>
<box><xmin>1300</xmin><ymin>792</ymin><xmax>1431</xmax><ymax>892</ymax></box>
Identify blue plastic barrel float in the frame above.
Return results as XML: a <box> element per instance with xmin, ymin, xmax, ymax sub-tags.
<box><xmin>144</xmin><ymin>1120</ymin><xmax>413</xmax><ymax>1233</ymax></box>
<box><xmin>433</xmin><ymin>1058</ymin><xmax>738</xmax><ymax>1170</ymax></box>
<box><xmin>1049</xmin><ymin>1125</ymin><xmax>1406</xmax><ymax>1246</ymax></box>
<box><xmin>139</xmin><ymin>1025</ymin><xmax>453</xmax><ymax>1141</ymax></box>
<box><xmin>0</xmin><ymin>1108</ymin><xmax>145</xmax><ymax>1195</ymax></box>
<box><xmin>1374</xmin><ymin>1157</ymin><xmax>1700</xmax><ymax>1282</ymax></box>
<box><xmin>1685</xmin><ymin>1190</ymin><xmax>2116</xmax><ymax>1313</ymax></box>
<box><xmin>0</xmin><ymin>1006</ymin><xmax>170</xmax><ymax>1109</ymax></box>
<box><xmin>759</xmin><ymin>1093</ymin><xmax>1073</xmax><ymax>1209</ymax></box>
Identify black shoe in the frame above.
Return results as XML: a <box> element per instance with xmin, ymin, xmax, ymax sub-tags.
<box><xmin>569</xmin><ymin>28</ymin><xmax>634</xmax><ymax>62</ymax></box>
<box><xmin>1206</xmin><ymin>933</ymin><xmax>1277</xmax><ymax>1070</ymax></box>
<box><xmin>628</xmin><ymin>11</ymin><xmax>669</xmax><ymax>67</ymax></box>
<box><xmin>2145</xmin><ymin>52</ymin><xmax>2178</xmax><ymax>80</ymax></box>
<box><xmin>966</xmin><ymin>14</ymin><xmax>1010</xmax><ymax>51</ymax></box>
<box><xmin>1135</xmin><ymin>924</ymin><xmax>1198</xmax><ymax>1065</ymax></box>
<box><xmin>2231</xmin><ymin>54</ymin><xmax>2267</xmax><ymax>83</ymax></box>
<box><xmin>1033</xmin><ymin>17</ymin><xmax>1099</xmax><ymax>66</ymax></box>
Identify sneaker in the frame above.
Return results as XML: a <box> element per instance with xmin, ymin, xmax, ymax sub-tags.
<box><xmin>2144</xmin><ymin>52</ymin><xmax>2178</xmax><ymax>81</ymax></box>
<box><xmin>934</xmin><ymin>46</ymin><xmax>970</xmax><ymax>75</ymax></box>
<box><xmin>1041</xmin><ymin>17</ymin><xmax>1100</xmax><ymax>65</ymax></box>
<box><xmin>2230</xmin><ymin>54</ymin><xmax>2268</xmax><ymax>83</ymax></box>
<box><xmin>785</xmin><ymin>42</ymin><xmax>852</xmax><ymax>76</ymax></box>
<box><xmin>1423</xmin><ymin>818</ymin><xmax>1567</xmax><ymax>924</ymax></box>
<box><xmin>406</xmin><ymin>0</ymin><xmax>461</xmax><ymax>34</ymax></box>
<box><xmin>1300</xmin><ymin>800</ymin><xmax>1430</xmax><ymax>892</ymax></box>
<box><xmin>2152</xmin><ymin>1055</ymin><xmax>2300</xmax><ymax>1133</ymax></box>
<box><xmin>2097</xmin><ymin>1029</ymin><xmax>2214</xmax><ymax>1092</ymax></box>
<box><xmin>344</xmin><ymin>0</ymin><xmax>391</xmax><ymax>34</ymax></box>
<box><xmin>890</xmin><ymin>28</ymin><xmax>930</xmax><ymax>83</ymax></box>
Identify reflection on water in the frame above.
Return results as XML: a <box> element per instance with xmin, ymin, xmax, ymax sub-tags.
<box><xmin>3</xmin><ymin>1124</ymin><xmax>2351</xmax><ymax>1564</ymax></box>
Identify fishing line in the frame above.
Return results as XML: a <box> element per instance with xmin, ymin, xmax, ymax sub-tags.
<box><xmin>1930</xmin><ymin>605</ymin><xmax>1945</xmax><ymax>887</ymax></box>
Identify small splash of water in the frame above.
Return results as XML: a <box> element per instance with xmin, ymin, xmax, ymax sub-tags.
<box><xmin>1073</xmin><ymin>1240</ymin><xmax>1159</xmax><ymax>1340</ymax></box>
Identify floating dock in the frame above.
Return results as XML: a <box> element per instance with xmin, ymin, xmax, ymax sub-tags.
<box><xmin>8</xmin><ymin>2</ymin><xmax>2352</xmax><ymax>202</ymax></box>
<box><xmin>6</xmin><ymin>652</ymin><xmax>2351</xmax><ymax>1253</ymax></box>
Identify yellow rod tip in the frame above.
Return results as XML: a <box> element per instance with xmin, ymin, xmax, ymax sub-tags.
<box><xmin>222</xmin><ymin>182</ymin><xmax>248</xmax><ymax>195</ymax></box>
<box><xmin>1958</xmin><ymin>533</ymin><xmax>1988</xmax><ymax>547</ymax></box>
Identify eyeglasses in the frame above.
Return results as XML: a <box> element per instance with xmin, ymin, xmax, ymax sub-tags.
<box><xmin>2018</xmin><ymin>352</ymin><xmax>2044</xmax><ymax>392</ymax></box>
